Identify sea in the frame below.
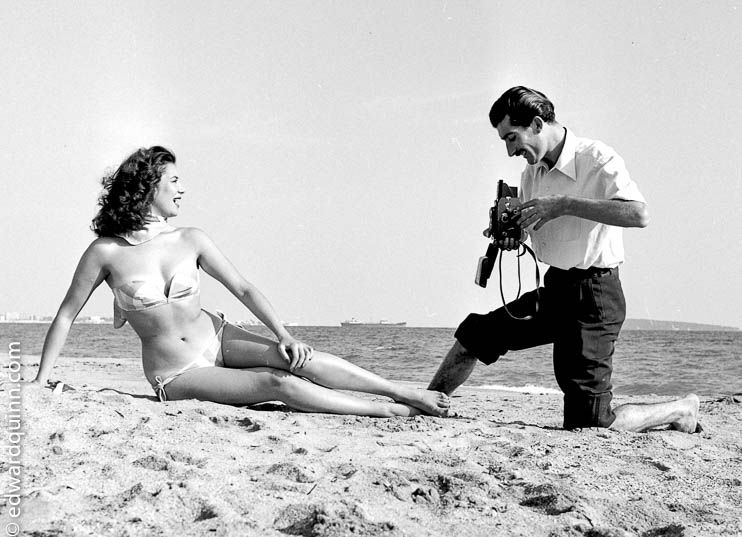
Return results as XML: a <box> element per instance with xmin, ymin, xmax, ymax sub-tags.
<box><xmin>3</xmin><ymin>323</ymin><xmax>740</xmax><ymax>397</ymax></box>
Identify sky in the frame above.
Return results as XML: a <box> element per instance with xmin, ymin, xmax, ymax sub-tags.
<box><xmin>1</xmin><ymin>1</ymin><xmax>741</xmax><ymax>328</ymax></box>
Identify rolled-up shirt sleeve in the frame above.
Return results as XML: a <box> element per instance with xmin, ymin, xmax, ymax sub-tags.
<box><xmin>600</xmin><ymin>150</ymin><xmax>646</xmax><ymax>203</ymax></box>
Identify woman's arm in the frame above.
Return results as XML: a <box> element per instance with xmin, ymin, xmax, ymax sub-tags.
<box><xmin>189</xmin><ymin>228</ymin><xmax>313</xmax><ymax>370</ymax></box>
<box><xmin>34</xmin><ymin>242</ymin><xmax>110</xmax><ymax>384</ymax></box>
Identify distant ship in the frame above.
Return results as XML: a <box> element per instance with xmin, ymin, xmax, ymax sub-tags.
<box><xmin>340</xmin><ymin>318</ymin><xmax>407</xmax><ymax>327</ymax></box>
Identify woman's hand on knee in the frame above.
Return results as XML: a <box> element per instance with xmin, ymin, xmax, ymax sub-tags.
<box><xmin>278</xmin><ymin>337</ymin><xmax>314</xmax><ymax>371</ymax></box>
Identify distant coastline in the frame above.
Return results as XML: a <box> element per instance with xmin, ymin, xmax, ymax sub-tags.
<box><xmin>621</xmin><ymin>318</ymin><xmax>740</xmax><ymax>332</ymax></box>
<box><xmin>0</xmin><ymin>318</ymin><xmax>110</xmax><ymax>324</ymax></box>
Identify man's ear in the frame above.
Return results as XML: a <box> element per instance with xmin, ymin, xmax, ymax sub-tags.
<box><xmin>531</xmin><ymin>116</ymin><xmax>544</xmax><ymax>133</ymax></box>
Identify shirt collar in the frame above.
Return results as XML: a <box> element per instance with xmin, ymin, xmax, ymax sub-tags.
<box><xmin>551</xmin><ymin>128</ymin><xmax>577</xmax><ymax>181</ymax></box>
<box><xmin>534</xmin><ymin>127</ymin><xmax>576</xmax><ymax>180</ymax></box>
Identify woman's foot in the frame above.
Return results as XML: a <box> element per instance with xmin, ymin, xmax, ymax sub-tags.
<box><xmin>395</xmin><ymin>388</ymin><xmax>450</xmax><ymax>417</ymax></box>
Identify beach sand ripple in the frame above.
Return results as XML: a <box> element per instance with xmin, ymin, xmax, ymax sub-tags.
<box><xmin>15</xmin><ymin>356</ymin><xmax>742</xmax><ymax>536</ymax></box>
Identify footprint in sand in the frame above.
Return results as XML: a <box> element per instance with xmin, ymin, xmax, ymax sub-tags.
<box><xmin>167</xmin><ymin>450</ymin><xmax>208</xmax><ymax>468</ymax></box>
<box><xmin>519</xmin><ymin>482</ymin><xmax>577</xmax><ymax>516</ymax></box>
<box><xmin>273</xmin><ymin>503</ymin><xmax>396</xmax><ymax>536</ymax></box>
<box><xmin>132</xmin><ymin>454</ymin><xmax>170</xmax><ymax>471</ymax></box>
<box><xmin>267</xmin><ymin>462</ymin><xmax>317</xmax><ymax>483</ymax></box>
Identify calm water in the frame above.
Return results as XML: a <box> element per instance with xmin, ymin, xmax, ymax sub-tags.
<box><xmin>3</xmin><ymin>323</ymin><xmax>740</xmax><ymax>397</ymax></box>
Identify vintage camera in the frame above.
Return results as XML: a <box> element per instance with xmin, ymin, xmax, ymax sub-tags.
<box><xmin>475</xmin><ymin>180</ymin><xmax>523</xmax><ymax>288</ymax></box>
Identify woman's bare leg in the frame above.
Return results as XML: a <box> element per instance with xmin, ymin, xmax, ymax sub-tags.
<box><xmin>220</xmin><ymin>324</ymin><xmax>449</xmax><ymax>416</ymax></box>
<box><xmin>163</xmin><ymin>366</ymin><xmax>424</xmax><ymax>417</ymax></box>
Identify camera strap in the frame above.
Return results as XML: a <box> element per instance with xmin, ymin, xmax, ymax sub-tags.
<box><xmin>498</xmin><ymin>242</ymin><xmax>541</xmax><ymax>321</ymax></box>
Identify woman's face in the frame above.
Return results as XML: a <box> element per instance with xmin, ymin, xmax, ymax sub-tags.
<box><xmin>149</xmin><ymin>163</ymin><xmax>184</xmax><ymax>219</ymax></box>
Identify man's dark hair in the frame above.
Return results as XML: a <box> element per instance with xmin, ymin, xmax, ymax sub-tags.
<box><xmin>489</xmin><ymin>86</ymin><xmax>556</xmax><ymax>128</ymax></box>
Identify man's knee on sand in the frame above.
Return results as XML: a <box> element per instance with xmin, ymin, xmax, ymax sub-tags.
<box><xmin>554</xmin><ymin>353</ymin><xmax>616</xmax><ymax>429</ymax></box>
<box><xmin>562</xmin><ymin>391</ymin><xmax>616</xmax><ymax>430</ymax></box>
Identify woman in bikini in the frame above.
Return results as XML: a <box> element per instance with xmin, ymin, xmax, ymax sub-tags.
<box><xmin>32</xmin><ymin>146</ymin><xmax>449</xmax><ymax>417</ymax></box>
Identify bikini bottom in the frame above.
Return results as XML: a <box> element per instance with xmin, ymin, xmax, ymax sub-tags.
<box><xmin>152</xmin><ymin>311</ymin><xmax>229</xmax><ymax>402</ymax></box>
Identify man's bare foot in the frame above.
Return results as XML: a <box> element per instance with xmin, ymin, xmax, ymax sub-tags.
<box><xmin>612</xmin><ymin>393</ymin><xmax>702</xmax><ymax>432</ymax></box>
<box><xmin>669</xmin><ymin>393</ymin><xmax>701</xmax><ymax>433</ymax></box>
<box><xmin>396</xmin><ymin>389</ymin><xmax>450</xmax><ymax>417</ymax></box>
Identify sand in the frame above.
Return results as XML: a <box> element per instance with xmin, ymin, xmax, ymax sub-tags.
<box><xmin>9</xmin><ymin>355</ymin><xmax>742</xmax><ymax>537</ymax></box>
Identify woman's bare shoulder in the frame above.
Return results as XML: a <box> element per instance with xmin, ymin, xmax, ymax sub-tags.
<box><xmin>176</xmin><ymin>227</ymin><xmax>213</xmax><ymax>244</ymax></box>
<box><xmin>57</xmin><ymin>237</ymin><xmax>119</xmax><ymax>277</ymax></box>
<box><xmin>88</xmin><ymin>236</ymin><xmax>121</xmax><ymax>250</ymax></box>
<box><xmin>83</xmin><ymin>236</ymin><xmax>126</xmax><ymax>260</ymax></box>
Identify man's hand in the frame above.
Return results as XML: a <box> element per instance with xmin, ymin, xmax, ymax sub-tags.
<box><xmin>497</xmin><ymin>238</ymin><xmax>520</xmax><ymax>250</ymax></box>
<box><xmin>484</xmin><ymin>227</ymin><xmax>524</xmax><ymax>250</ymax></box>
<box><xmin>517</xmin><ymin>195</ymin><xmax>565</xmax><ymax>231</ymax></box>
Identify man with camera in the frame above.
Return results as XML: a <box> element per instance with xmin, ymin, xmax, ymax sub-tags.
<box><xmin>429</xmin><ymin>86</ymin><xmax>700</xmax><ymax>433</ymax></box>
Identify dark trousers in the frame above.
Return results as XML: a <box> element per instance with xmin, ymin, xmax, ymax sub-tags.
<box><xmin>455</xmin><ymin>266</ymin><xmax>626</xmax><ymax>429</ymax></box>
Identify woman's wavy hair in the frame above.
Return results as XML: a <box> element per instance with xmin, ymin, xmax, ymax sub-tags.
<box><xmin>91</xmin><ymin>146</ymin><xmax>176</xmax><ymax>237</ymax></box>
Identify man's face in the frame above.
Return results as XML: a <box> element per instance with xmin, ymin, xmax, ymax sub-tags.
<box><xmin>496</xmin><ymin>115</ymin><xmax>544</xmax><ymax>165</ymax></box>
